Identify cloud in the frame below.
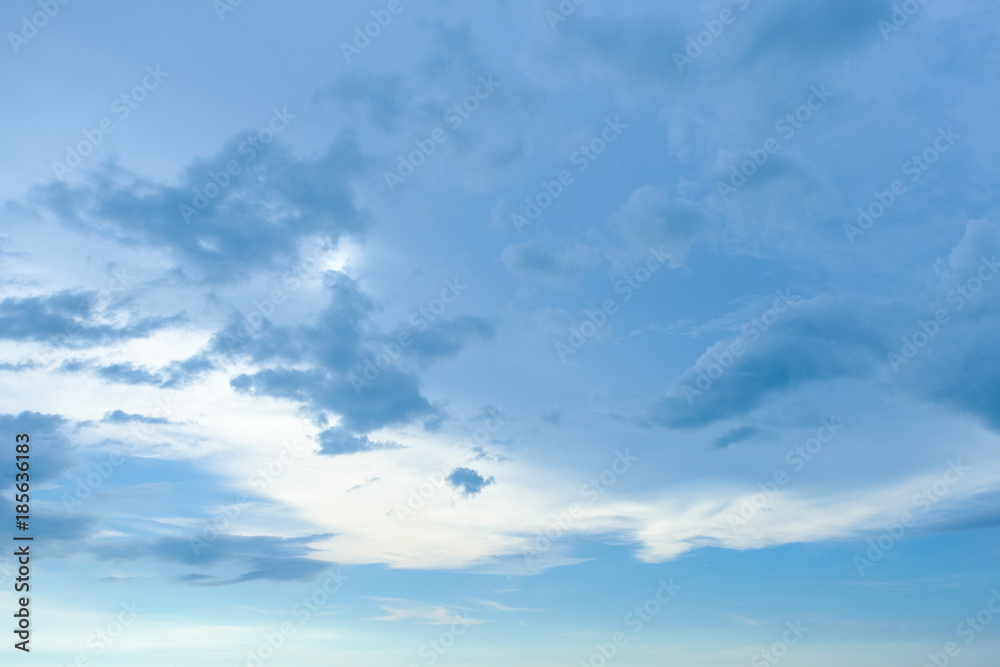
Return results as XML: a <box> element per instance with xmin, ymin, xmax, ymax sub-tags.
<box><xmin>939</xmin><ymin>218</ymin><xmax>1000</xmax><ymax>286</ymax></box>
<box><xmin>446</xmin><ymin>467</ymin><xmax>496</xmax><ymax>497</ymax></box>
<box><xmin>102</xmin><ymin>410</ymin><xmax>170</xmax><ymax>425</ymax></box>
<box><xmin>738</xmin><ymin>0</ymin><xmax>894</xmax><ymax>66</ymax></box>
<box><xmin>189</xmin><ymin>558</ymin><xmax>331</xmax><ymax>586</ymax></box>
<box><xmin>27</xmin><ymin>132</ymin><xmax>368</xmax><ymax>284</ymax></box>
<box><xmin>646</xmin><ymin>298</ymin><xmax>887</xmax><ymax>429</ymax></box>
<box><xmin>0</xmin><ymin>290</ymin><xmax>176</xmax><ymax>347</ymax></box>
<box><xmin>218</xmin><ymin>271</ymin><xmax>448</xmax><ymax>432</ymax></box>
<box><xmin>398</xmin><ymin>316</ymin><xmax>496</xmax><ymax>363</ymax></box>
<box><xmin>97</xmin><ymin>362</ymin><xmax>162</xmax><ymax>385</ymax></box>
<box><xmin>539</xmin><ymin>405</ymin><xmax>562</xmax><ymax>425</ymax></box>
<box><xmin>889</xmin><ymin>220</ymin><xmax>1000</xmax><ymax>430</ymax></box>
<box><xmin>563</xmin><ymin>16</ymin><xmax>688</xmax><ymax>86</ymax></box>
<box><xmin>313</xmin><ymin>73</ymin><xmax>409</xmax><ymax>130</ymax></box>
<box><xmin>371</xmin><ymin>598</ymin><xmax>482</xmax><ymax>625</ymax></box>
<box><xmin>713</xmin><ymin>425</ymin><xmax>759</xmax><ymax>449</ymax></box>
<box><xmin>609</xmin><ymin>185</ymin><xmax>707</xmax><ymax>266</ymax></box>
<box><xmin>231</xmin><ymin>366</ymin><xmax>435</xmax><ymax>433</ymax></box>
<box><xmin>318</xmin><ymin>428</ymin><xmax>401</xmax><ymax>457</ymax></box>
<box><xmin>0</xmin><ymin>412</ymin><xmax>78</xmax><ymax>485</ymax></box>
<box><xmin>501</xmin><ymin>241</ymin><xmax>597</xmax><ymax>284</ymax></box>
<box><xmin>88</xmin><ymin>533</ymin><xmax>335</xmax><ymax>585</ymax></box>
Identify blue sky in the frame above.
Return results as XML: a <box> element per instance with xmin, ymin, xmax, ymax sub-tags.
<box><xmin>1</xmin><ymin>0</ymin><xmax>1000</xmax><ymax>664</ymax></box>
